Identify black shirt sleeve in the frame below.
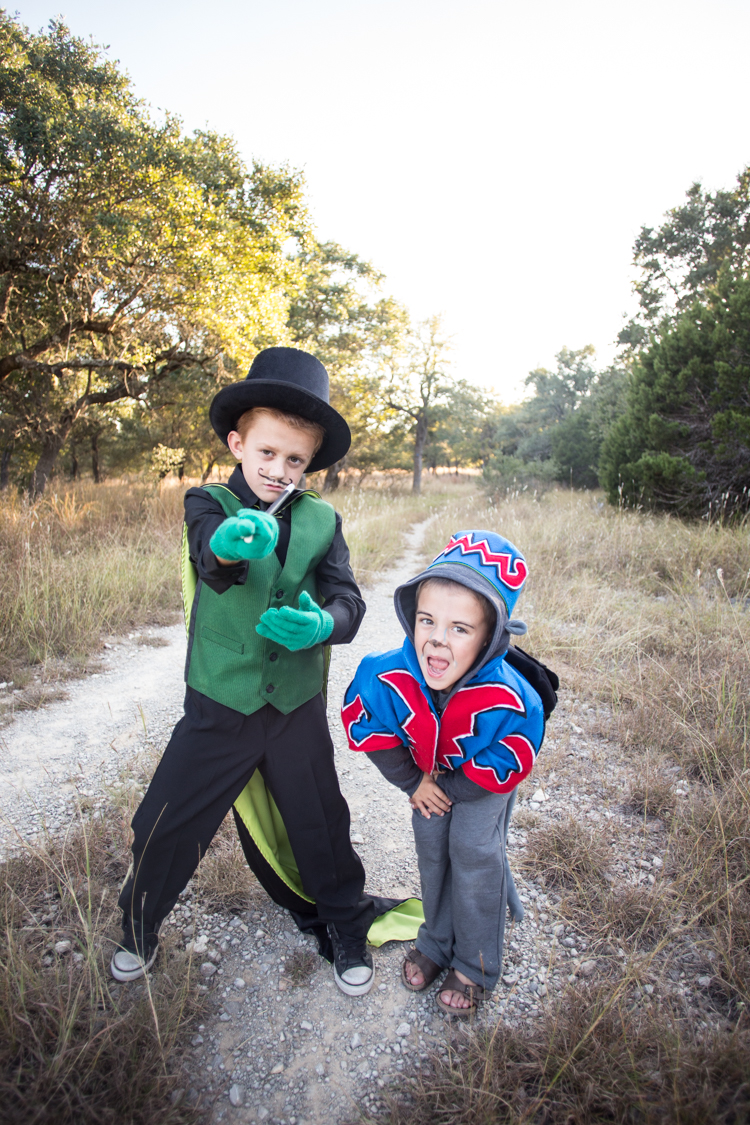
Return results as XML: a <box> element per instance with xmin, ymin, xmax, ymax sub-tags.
<box><xmin>184</xmin><ymin>486</ymin><xmax>249</xmax><ymax>594</ymax></box>
<box><xmin>316</xmin><ymin>511</ymin><xmax>366</xmax><ymax>645</ymax></box>
<box><xmin>435</xmin><ymin>767</ymin><xmax>488</xmax><ymax>802</ymax></box>
<box><xmin>364</xmin><ymin>745</ymin><xmax>423</xmax><ymax>796</ymax></box>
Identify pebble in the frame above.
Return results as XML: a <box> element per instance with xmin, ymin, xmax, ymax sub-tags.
<box><xmin>579</xmin><ymin>960</ymin><xmax>597</xmax><ymax>977</ymax></box>
<box><xmin>351</xmin><ymin>833</ymin><xmax>365</xmax><ymax>844</ymax></box>
<box><xmin>54</xmin><ymin>940</ymin><xmax>71</xmax><ymax>955</ymax></box>
<box><xmin>200</xmin><ymin>962</ymin><xmax>217</xmax><ymax>978</ymax></box>
<box><xmin>395</xmin><ymin>1022</ymin><xmax>411</xmax><ymax>1037</ymax></box>
<box><xmin>301</xmin><ymin>1020</ymin><xmax>313</xmax><ymax>1031</ymax></box>
<box><xmin>350</xmin><ymin>1033</ymin><xmax>362</xmax><ymax>1048</ymax></box>
<box><xmin>229</xmin><ymin>1084</ymin><xmax>243</xmax><ymax>1107</ymax></box>
<box><xmin>233</xmin><ymin>977</ymin><xmax>246</xmax><ymax>989</ymax></box>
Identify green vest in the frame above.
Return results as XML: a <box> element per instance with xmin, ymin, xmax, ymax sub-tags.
<box><xmin>184</xmin><ymin>485</ymin><xmax>336</xmax><ymax>715</ymax></box>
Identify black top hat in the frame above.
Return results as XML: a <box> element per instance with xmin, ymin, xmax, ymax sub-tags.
<box><xmin>209</xmin><ymin>347</ymin><xmax>351</xmax><ymax>474</ymax></box>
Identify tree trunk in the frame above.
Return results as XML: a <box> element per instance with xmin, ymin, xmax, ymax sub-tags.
<box><xmin>91</xmin><ymin>432</ymin><xmax>101</xmax><ymax>483</ymax></box>
<box><xmin>69</xmin><ymin>440</ymin><xmax>79</xmax><ymax>480</ymax></box>
<box><xmin>412</xmin><ymin>412</ymin><xmax>428</xmax><ymax>494</ymax></box>
<box><xmin>201</xmin><ymin>457</ymin><xmax>216</xmax><ymax>484</ymax></box>
<box><xmin>324</xmin><ymin>458</ymin><xmax>345</xmax><ymax>492</ymax></box>
<box><xmin>0</xmin><ymin>441</ymin><xmax>13</xmax><ymax>491</ymax></box>
<box><xmin>29</xmin><ymin>429</ymin><xmax>70</xmax><ymax>498</ymax></box>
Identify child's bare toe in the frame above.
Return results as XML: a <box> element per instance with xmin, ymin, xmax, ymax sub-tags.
<box><xmin>406</xmin><ymin>963</ymin><xmax>425</xmax><ymax>988</ymax></box>
<box><xmin>440</xmin><ymin>988</ymin><xmax>469</xmax><ymax>1009</ymax></box>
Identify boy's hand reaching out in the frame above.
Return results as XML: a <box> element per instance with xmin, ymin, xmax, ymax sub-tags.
<box><xmin>256</xmin><ymin>590</ymin><xmax>334</xmax><ymax>651</ymax></box>
<box><xmin>410</xmin><ymin>773</ymin><xmax>452</xmax><ymax>818</ymax></box>
<box><xmin>210</xmin><ymin>509</ymin><xmax>279</xmax><ymax>562</ymax></box>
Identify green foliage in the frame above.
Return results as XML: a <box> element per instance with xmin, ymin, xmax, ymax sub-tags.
<box><xmin>619</xmin><ymin>168</ymin><xmax>750</xmax><ymax>346</ymax></box>
<box><xmin>150</xmin><ymin>444</ymin><xmax>186</xmax><ymax>480</ymax></box>
<box><xmin>548</xmin><ymin>408</ymin><xmax>601</xmax><ymax>488</ymax></box>
<box><xmin>479</xmin><ymin>346</ymin><xmax>625</xmax><ymax>490</ymax></box>
<box><xmin>600</xmin><ymin>269</ymin><xmax>750</xmax><ymax>517</ymax></box>
<box><xmin>0</xmin><ymin>14</ymin><xmax>307</xmax><ymax>495</ymax></box>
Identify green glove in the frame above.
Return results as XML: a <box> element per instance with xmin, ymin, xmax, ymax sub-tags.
<box><xmin>209</xmin><ymin>508</ymin><xmax>279</xmax><ymax>561</ymax></box>
<box><xmin>256</xmin><ymin>590</ymin><xmax>334</xmax><ymax>651</ymax></box>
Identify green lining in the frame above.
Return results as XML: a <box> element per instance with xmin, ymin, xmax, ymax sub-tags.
<box><xmin>233</xmin><ymin>773</ymin><xmax>314</xmax><ymax>903</ymax></box>
<box><xmin>366</xmin><ymin>898</ymin><xmax>425</xmax><ymax>946</ymax></box>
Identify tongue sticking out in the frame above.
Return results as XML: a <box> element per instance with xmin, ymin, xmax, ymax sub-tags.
<box><xmin>426</xmin><ymin>655</ymin><xmax>451</xmax><ymax>677</ymax></box>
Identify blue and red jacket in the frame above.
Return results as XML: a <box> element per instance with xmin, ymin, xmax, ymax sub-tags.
<box><xmin>342</xmin><ymin>637</ymin><xmax>544</xmax><ymax>794</ymax></box>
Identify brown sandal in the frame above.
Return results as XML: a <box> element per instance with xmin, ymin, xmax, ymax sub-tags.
<box><xmin>401</xmin><ymin>948</ymin><xmax>443</xmax><ymax>992</ymax></box>
<box><xmin>435</xmin><ymin>969</ymin><xmax>489</xmax><ymax>1016</ymax></box>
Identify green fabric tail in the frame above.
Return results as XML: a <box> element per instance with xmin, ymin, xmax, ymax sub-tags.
<box><xmin>366</xmin><ymin>898</ymin><xmax>424</xmax><ymax>946</ymax></box>
<box><xmin>233</xmin><ymin>774</ymin><xmax>314</xmax><ymax>903</ymax></box>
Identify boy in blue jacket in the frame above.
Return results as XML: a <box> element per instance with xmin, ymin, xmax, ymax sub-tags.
<box><xmin>341</xmin><ymin>530</ymin><xmax>546</xmax><ymax>1015</ymax></box>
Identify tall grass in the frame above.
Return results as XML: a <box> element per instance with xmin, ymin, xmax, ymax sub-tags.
<box><xmin>0</xmin><ymin>482</ymin><xmax>184</xmax><ymax>680</ymax></box>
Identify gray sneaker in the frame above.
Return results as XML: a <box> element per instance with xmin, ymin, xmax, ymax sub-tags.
<box><xmin>328</xmin><ymin>924</ymin><xmax>374</xmax><ymax>997</ymax></box>
<box><xmin>110</xmin><ymin>937</ymin><xmax>158</xmax><ymax>982</ymax></box>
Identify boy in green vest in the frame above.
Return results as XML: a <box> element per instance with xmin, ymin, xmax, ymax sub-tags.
<box><xmin>113</xmin><ymin>347</ymin><xmax>374</xmax><ymax>996</ymax></box>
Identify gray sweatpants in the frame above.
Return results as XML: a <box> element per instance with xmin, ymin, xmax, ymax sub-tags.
<box><xmin>412</xmin><ymin>787</ymin><xmax>516</xmax><ymax>991</ymax></box>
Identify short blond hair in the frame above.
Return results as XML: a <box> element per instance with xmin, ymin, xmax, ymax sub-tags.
<box><xmin>235</xmin><ymin>406</ymin><xmax>325</xmax><ymax>455</ymax></box>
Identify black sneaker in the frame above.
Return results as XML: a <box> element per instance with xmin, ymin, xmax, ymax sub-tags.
<box><xmin>110</xmin><ymin>918</ymin><xmax>158</xmax><ymax>982</ymax></box>
<box><xmin>328</xmin><ymin>924</ymin><xmax>375</xmax><ymax>996</ymax></box>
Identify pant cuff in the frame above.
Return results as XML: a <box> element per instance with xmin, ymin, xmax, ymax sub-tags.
<box><xmin>451</xmin><ymin>955</ymin><xmax>498</xmax><ymax>992</ymax></box>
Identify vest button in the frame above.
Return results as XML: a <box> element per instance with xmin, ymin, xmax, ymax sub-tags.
<box><xmin>269</xmin><ymin>652</ymin><xmax>278</xmax><ymax>662</ymax></box>
<box><xmin>275</xmin><ymin>589</ymin><xmax>283</xmax><ymax>599</ymax></box>
<box><xmin>266</xmin><ymin>684</ymin><xmax>275</xmax><ymax>693</ymax></box>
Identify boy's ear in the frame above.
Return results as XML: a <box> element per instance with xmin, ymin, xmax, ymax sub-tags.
<box><xmin>227</xmin><ymin>430</ymin><xmax>243</xmax><ymax>459</ymax></box>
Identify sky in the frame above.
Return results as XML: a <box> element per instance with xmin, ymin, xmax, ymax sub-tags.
<box><xmin>11</xmin><ymin>0</ymin><xmax>750</xmax><ymax>400</ymax></box>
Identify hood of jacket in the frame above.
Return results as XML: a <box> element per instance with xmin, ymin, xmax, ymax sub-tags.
<box><xmin>393</xmin><ymin>529</ymin><xmax>529</xmax><ymax>699</ymax></box>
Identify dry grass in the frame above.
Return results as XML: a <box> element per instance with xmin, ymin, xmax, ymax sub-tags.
<box><xmin>334</xmin><ymin>476</ymin><xmax>477</xmax><ymax>586</ymax></box>
<box><xmin>0</xmin><ymin>815</ymin><xmax>204</xmax><ymax>1124</ymax></box>
<box><xmin>0</xmin><ymin>481</ymin><xmax>185</xmax><ymax>681</ymax></box>
<box><xmin>191</xmin><ymin>816</ymin><xmax>261</xmax><ymax>913</ymax></box>
<box><xmin>282</xmin><ymin>948</ymin><xmax>318</xmax><ymax>986</ymax></box>
<box><xmin>524</xmin><ymin>818</ymin><xmax>611</xmax><ymax>889</ymax></box>
<box><xmin>561</xmin><ymin>885</ymin><xmax>670</xmax><ymax>950</ymax></box>
<box><xmin>0</xmin><ymin>473</ymin><xmax>474</xmax><ymax>683</ymax></box>
<box><xmin>626</xmin><ymin>755</ymin><xmax>677</xmax><ymax>819</ymax></box>
<box><xmin>379</xmin><ymin>983</ymin><xmax>750</xmax><ymax>1125</ymax></box>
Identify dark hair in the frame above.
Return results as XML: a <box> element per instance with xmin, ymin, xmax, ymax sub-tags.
<box><xmin>415</xmin><ymin>577</ymin><xmax>495</xmax><ymax>630</ymax></box>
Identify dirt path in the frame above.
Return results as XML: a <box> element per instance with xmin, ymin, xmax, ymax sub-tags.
<box><xmin>0</xmin><ymin>626</ymin><xmax>187</xmax><ymax>851</ymax></box>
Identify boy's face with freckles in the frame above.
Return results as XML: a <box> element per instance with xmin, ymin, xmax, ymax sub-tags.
<box><xmin>227</xmin><ymin>415</ymin><xmax>317</xmax><ymax>503</ymax></box>
<box><xmin>414</xmin><ymin>582</ymin><xmax>491</xmax><ymax>691</ymax></box>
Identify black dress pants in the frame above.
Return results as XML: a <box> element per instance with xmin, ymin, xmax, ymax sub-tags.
<box><xmin>118</xmin><ymin>688</ymin><xmax>369</xmax><ymax>942</ymax></box>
